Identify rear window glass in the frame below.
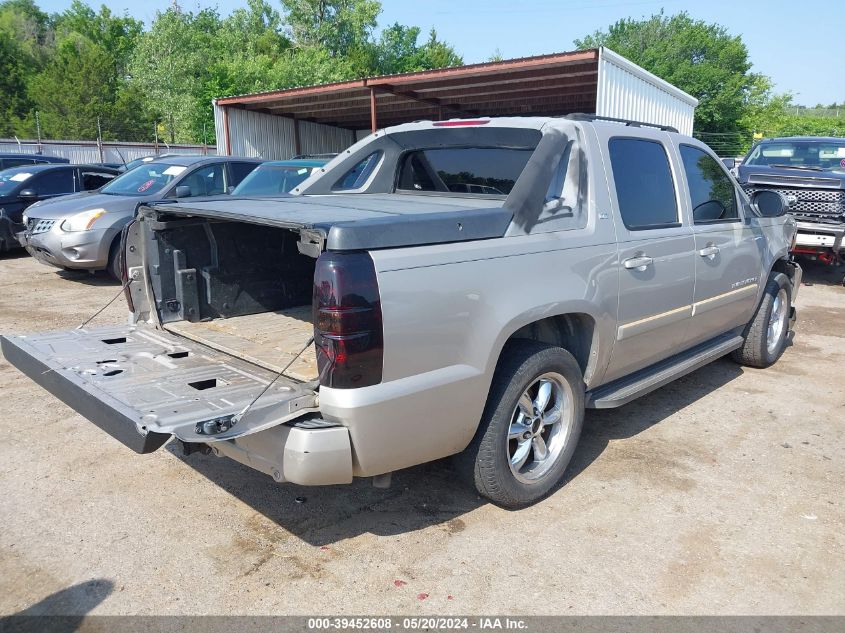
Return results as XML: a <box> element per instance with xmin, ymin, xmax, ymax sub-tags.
<box><xmin>396</xmin><ymin>147</ymin><xmax>533</xmax><ymax>196</ymax></box>
<box><xmin>609</xmin><ymin>138</ymin><xmax>678</xmax><ymax>230</ymax></box>
<box><xmin>234</xmin><ymin>164</ymin><xmax>315</xmax><ymax>196</ymax></box>
<box><xmin>333</xmin><ymin>152</ymin><xmax>382</xmax><ymax>191</ymax></box>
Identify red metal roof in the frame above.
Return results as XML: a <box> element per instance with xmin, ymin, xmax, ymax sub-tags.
<box><xmin>215</xmin><ymin>49</ymin><xmax>600</xmax><ymax>130</ymax></box>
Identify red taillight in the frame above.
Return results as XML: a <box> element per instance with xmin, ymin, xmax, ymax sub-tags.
<box><xmin>313</xmin><ymin>251</ymin><xmax>383</xmax><ymax>389</ymax></box>
<box><xmin>432</xmin><ymin>120</ymin><xmax>490</xmax><ymax>127</ymax></box>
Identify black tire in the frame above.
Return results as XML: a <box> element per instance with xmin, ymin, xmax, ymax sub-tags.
<box><xmin>106</xmin><ymin>237</ymin><xmax>122</xmax><ymax>281</ymax></box>
<box><xmin>458</xmin><ymin>340</ymin><xmax>585</xmax><ymax>509</ymax></box>
<box><xmin>731</xmin><ymin>272</ymin><xmax>791</xmax><ymax>368</ymax></box>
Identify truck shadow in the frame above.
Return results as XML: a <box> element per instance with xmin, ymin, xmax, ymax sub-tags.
<box><xmin>175</xmin><ymin>446</ymin><xmax>481</xmax><ymax>546</ymax></box>
<box><xmin>562</xmin><ymin>358</ymin><xmax>744</xmax><ymax>487</ymax></box>
<box><xmin>175</xmin><ymin>359</ymin><xmax>744</xmax><ymax>545</ymax></box>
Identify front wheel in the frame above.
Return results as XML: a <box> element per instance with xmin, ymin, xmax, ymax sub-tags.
<box><xmin>106</xmin><ymin>236</ymin><xmax>123</xmax><ymax>281</ymax></box>
<box><xmin>460</xmin><ymin>341</ymin><xmax>584</xmax><ymax>508</ymax></box>
<box><xmin>732</xmin><ymin>272</ymin><xmax>791</xmax><ymax>368</ymax></box>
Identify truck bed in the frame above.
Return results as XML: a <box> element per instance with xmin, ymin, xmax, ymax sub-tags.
<box><xmin>146</xmin><ymin>193</ymin><xmax>512</xmax><ymax>251</ymax></box>
<box><xmin>165</xmin><ymin>306</ymin><xmax>317</xmax><ymax>382</ymax></box>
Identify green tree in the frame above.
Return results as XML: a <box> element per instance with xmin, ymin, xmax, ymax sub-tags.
<box><xmin>130</xmin><ymin>6</ymin><xmax>224</xmax><ymax>142</ymax></box>
<box><xmin>53</xmin><ymin>1</ymin><xmax>143</xmax><ymax>77</ymax></box>
<box><xmin>28</xmin><ymin>33</ymin><xmax>114</xmax><ymax>138</ymax></box>
<box><xmin>0</xmin><ymin>0</ymin><xmax>52</xmax><ymax>132</ymax></box>
<box><xmin>281</xmin><ymin>0</ymin><xmax>379</xmax><ymax>57</ymax></box>
<box><xmin>374</xmin><ymin>24</ymin><xmax>461</xmax><ymax>74</ymax></box>
<box><xmin>0</xmin><ymin>30</ymin><xmax>29</xmax><ymax>134</ymax></box>
<box><xmin>574</xmin><ymin>11</ymin><xmax>759</xmax><ymax>134</ymax></box>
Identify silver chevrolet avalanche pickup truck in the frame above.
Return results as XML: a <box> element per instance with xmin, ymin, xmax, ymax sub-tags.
<box><xmin>2</xmin><ymin>116</ymin><xmax>801</xmax><ymax>508</ymax></box>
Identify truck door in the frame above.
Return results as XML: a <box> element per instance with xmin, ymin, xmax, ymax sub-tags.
<box><xmin>676</xmin><ymin>143</ymin><xmax>761</xmax><ymax>346</ymax></box>
<box><xmin>599</xmin><ymin>132</ymin><xmax>696</xmax><ymax>383</ymax></box>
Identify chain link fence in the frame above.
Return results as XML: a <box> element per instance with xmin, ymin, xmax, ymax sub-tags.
<box><xmin>1</xmin><ymin>111</ymin><xmax>216</xmax><ymax>165</ymax></box>
<box><xmin>1</xmin><ymin>109</ymin><xmax>216</xmax><ymax>163</ymax></box>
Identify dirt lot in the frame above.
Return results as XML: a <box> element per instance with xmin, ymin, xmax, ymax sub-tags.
<box><xmin>0</xmin><ymin>251</ymin><xmax>843</xmax><ymax>616</ymax></box>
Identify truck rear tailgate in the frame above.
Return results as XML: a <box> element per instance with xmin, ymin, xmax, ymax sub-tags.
<box><xmin>0</xmin><ymin>324</ymin><xmax>318</xmax><ymax>453</ymax></box>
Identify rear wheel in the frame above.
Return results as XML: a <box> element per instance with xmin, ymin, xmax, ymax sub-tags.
<box><xmin>731</xmin><ymin>272</ymin><xmax>791</xmax><ymax>368</ymax></box>
<box><xmin>459</xmin><ymin>341</ymin><xmax>584</xmax><ymax>508</ymax></box>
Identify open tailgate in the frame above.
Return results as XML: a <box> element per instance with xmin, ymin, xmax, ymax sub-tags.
<box><xmin>1</xmin><ymin>324</ymin><xmax>318</xmax><ymax>453</ymax></box>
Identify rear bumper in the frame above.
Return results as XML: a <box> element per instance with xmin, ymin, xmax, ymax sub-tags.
<box><xmin>210</xmin><ymin>423</ymin><xmax>353</xmax><ymax>485</ymax></box>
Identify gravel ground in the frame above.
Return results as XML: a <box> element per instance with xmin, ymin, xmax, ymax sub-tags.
<box><xmin>0</xmin><ymin>251</ymin><xmax>843</xmax><ymax>616</ymax></box>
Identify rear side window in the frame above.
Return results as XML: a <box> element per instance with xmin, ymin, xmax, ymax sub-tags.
<box><xmin>31</xmin><ymin>169</ymin><xmax>74</xmax><ymax>196</ymax></box>
<box><xmin>609</xmin><ymin>138</ymin><xmax>678</xmax><ymax>230</ymax></box>
<box><xmin>80</xmin><ymin>171</ymin><xmax>115</xmax><ymax>190</ymax></box>
<box><xmin>333</xmin><ymin>152</ymin><xmax>381</xmax><ymax>191</ymax></box>
<box><xmin>228</xmin><ymin>162</ymin><xmax>259</xmax><ymax>187</ymax></box>
<box><xmin>396</xmin><ymin>147</ymin><xmax>532</xmax><ymax>196</ymax></box>
<box><xmin>679</xmin><ymin>145</ymin><xmax>739</xmax><ymax>223</ymax></box>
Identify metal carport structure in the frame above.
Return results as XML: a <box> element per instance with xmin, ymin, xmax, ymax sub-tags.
<box><xmin>213</xmin><ymin>46</ymin><xmax>697</xmax><ymax>159</ymax></box>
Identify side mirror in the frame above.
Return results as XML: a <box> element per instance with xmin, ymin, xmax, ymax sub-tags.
<box><xmin>174</xmin><ymin>185</ymin><xmax>192</xmax><ymax>199</ymax></box>
<box><xmin>18</xmin><ymin>188</ymin><xmax>37</xmax><ymax>200</ymax></box>
<box><xmin>751</xmin><ymin>190</ymin><xmax>788</xmax><ymax>218</ymax></box>
<box><xmin>721</xmin><ymin>158</ymin><xmax>736</xmax><ymax>170</ymax></box>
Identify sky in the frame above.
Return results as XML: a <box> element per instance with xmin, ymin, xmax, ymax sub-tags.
<box><xmin>35</xmin><ymin>0</ymin><xmax>845</xmax><ymax>106</ymax></box>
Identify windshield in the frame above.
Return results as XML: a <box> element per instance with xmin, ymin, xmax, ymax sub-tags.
<box><xmin>122</xmin><ymin>157</ymin><xmax>155</xmax><ymax>172</ymax></box>
<box><xmin>0</xmin><ymin>170</ymin><xmax>34</xmax><ymax>191</ymax></box>
<box><xmin>396</xmin><ymin>147</ymin><xmax>534</xmax><ymax>196</ymax></box>
<box><xmin>232</xmin><ymin>164</ymin><xmax>316</xmax><ymax>196</ymax></box>
<box><xmin>101</xmin><ymin>163</ymin><xmax>187</xmax><ymax>196</ymax></box>
<box><xmin>745</xmin><ymin>140</ymin><xmax>845</xmax><ymax>171</ymax></box>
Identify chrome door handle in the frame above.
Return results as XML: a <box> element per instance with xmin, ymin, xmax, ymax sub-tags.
<box><xmin>698</xmin><ymin>245</ymin><xmax>720</xmax><ymax>259</ymax></box>
<box><xmin>623</xmin><ymin>255</ymin><xmax>654</xmax><ymax>270</ymax></box>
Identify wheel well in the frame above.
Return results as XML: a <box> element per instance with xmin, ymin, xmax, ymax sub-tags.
<box><xmin>771</xmin><ymin>258</ymin><xmax>790</xmax><ymax>277</ymax></box>
<box><xmin>770</xmin><ymin>257</ymin><xmax>800</xmax><ymax>291</ymax></box>
<box><xmin>507</xmin><ymin>313</ymin><xmax>595</xmax><ymax>379</ymax></box>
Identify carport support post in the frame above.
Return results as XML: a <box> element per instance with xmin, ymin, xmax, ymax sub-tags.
<box><xmin>370</xmin><ymin>87</ymin><xmax>378</xmax><ymax>133</ymax></box>
<box><xmin>293</xmin><ymin>115</ymin><xmax>302</xmax><ymax>157</ymax></box>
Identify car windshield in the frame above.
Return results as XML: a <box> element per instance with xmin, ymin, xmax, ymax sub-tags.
<box><xmin>101</xmin><ymin>163</ymin><xmax>187</xmax><ymax>196</ymax></box>
<box><xmin>122</xmin><ymin>157</ymin><xmax>156</xmax><ymax>172</ymax></box>
<box><xmin>0</xmin><ymin>170</ymin><xmax>34</xmax><ymax>190</ymax></box>
<box><xmin>396</xmin><ymin>147</ymin><xmax>534</xmax><ymax>196</ymax></box>
<box><xmin>745</xmin><ymin>140</ymin><xmax>845</xmax><ymax>171</ymax></box>
<box><xmin>232</xmin><ymin>164</ymin><xmax>317</xmax><ymax>196</ymax></box>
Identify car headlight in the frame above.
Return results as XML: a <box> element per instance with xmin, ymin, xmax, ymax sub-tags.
<box><xmin>21</xmin><ymin>212</ymin><xmax>28</xmax><ymax>225</ymax></box>
<box><xmin>60</xmin><ymin>209</ymin><xmax>106</xmax><ymax>232</ymax></box>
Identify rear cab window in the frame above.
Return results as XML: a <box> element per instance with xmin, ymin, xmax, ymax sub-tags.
<box><xmin>608</xmin><ymin>138</ymin><xmax>679</xmax><ymax>230</ymax></box>
<box><xmin>396</xmin><ymin>147</ymin><xmax>533</xmax><ymax>196</ymax></box>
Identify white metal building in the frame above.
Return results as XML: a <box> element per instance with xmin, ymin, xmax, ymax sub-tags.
<box><xmin>213</xmin><ymin>47</ymin><xmax>698</xmax><ymax>160</ymax></box>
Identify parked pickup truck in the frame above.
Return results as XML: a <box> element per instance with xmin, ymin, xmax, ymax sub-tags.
<box><xmin>735</xmin><ymin>136</ymin><xmax>845</xmax><ymax>268</ymax></box>
<box><xmin>1</xmin><ymin>116</ymin><xmax>802</xmax><ymax>508</ymax></box>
